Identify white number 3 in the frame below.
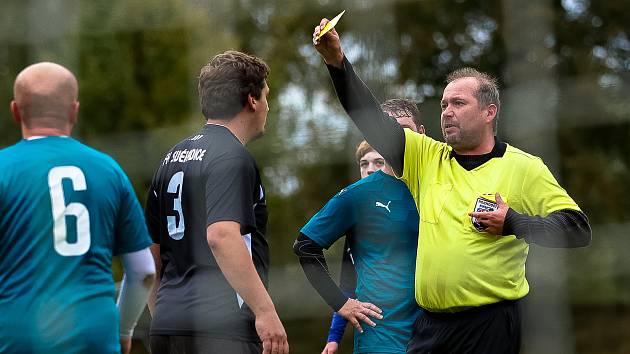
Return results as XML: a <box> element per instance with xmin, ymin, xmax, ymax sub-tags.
<box><xmin>167</xmin><ymin>171</ymin><xmax>185</xmax><ymax>240</ymax></box>
<box><xmin>48</xmin><ymin>166</ymin><xmax>91</xmax><ymax>256</ymax></box>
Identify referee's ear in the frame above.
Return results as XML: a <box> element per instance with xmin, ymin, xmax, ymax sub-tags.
<box><xmin>484</xmin><ymin>104</ymin><xmax>498</xmax><ymax>124</ymax></box>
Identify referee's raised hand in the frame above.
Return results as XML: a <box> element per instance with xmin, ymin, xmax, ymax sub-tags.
<box><xmin>337</xmin><ymin>298</ymin><xmax>383</xmax><ymax>333</ymax></box>
<box><xmin>313</xmin><ymin>18</ymin><xmax>344</xmax><ymax>69</ymax></box>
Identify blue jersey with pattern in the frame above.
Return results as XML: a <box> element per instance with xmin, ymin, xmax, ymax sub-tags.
<box><xmin>0</xmin><ymin>137</ymin><xmax>152</xmax><ymax>354</ymax></box>
<box><xmin>301</xmin><ymin>170</ymin><xmax>422</xmax><ymax>353</ymax></box>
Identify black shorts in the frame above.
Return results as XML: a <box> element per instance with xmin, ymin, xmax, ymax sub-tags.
<box><xmin>150</xmin><ymin>335</ymin><xmax>262</xmax><ymax>354</ymax></box>
<box><xmin>407</xmin><ymin>300</ymin><xmax>521</xmax><ymax>354</ymax></box>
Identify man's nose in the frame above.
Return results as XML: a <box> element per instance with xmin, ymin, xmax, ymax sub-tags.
<box><xmin>442</xmin><ymin>107</ymin><xmax>453</xmax><ymax>118</ymax></box>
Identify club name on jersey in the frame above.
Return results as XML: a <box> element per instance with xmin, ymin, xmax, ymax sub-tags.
<box><xmin>162</xmin><ymin>148</ymin><xmax>206</xmax><ymax>165</ymax></box>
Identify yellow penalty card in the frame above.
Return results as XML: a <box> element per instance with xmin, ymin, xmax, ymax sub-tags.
<box><xmin>316</xmin><ymin>10</ymin><xmax>346</xmax><ymax>40</ymax></box>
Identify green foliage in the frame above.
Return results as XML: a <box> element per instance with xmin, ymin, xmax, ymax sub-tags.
<box><xmin>76</xmin><ymin>3</ymin><xmax>192</xmax><ymax>135</ymax></box>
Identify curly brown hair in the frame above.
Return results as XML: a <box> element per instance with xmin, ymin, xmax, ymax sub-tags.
<box><xmin>380</xmin><ymin>99</ymin><xmax>422</xmax><ymax>131</ymax></box>
<box><xmin>198</xmin><ymin>51</ymin><xmax>269</xmax><ymax>120</ymax></box>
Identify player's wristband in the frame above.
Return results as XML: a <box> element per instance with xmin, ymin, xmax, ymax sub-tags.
<box><xmin>327</xmin><ymin>311</ymin><xmax>348</xmax><ymax>343</ymax></box>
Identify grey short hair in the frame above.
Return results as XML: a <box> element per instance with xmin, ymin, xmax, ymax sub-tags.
<box><xmin>446</xmin><ymin>68</ymin><xmax>500</xmax><ymax>133</ymax></box>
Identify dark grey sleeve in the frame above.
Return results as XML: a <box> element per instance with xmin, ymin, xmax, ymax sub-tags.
<box><xmin>503</xmin><ymin>208</ymin><xmax>592</xmax><ymax>248</ymax></box>
<box><xmin>293</xmin><ymin>233</ymin><xmax>349</xmax><ymax>311</ymax></box>
<box><xmin>327</xmin><ymin>57</ymin><xmax>406</xmax><ymax>175</ymax></box>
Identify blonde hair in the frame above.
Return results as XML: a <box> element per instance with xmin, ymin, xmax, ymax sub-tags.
<box><xmin>355</xmin><ymin>140</ymin><xmax>374</xmax><ymax>163</ymax></box>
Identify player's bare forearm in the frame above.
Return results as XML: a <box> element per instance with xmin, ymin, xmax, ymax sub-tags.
<box><xmin>207</xmin><ymin>221</ymin><xmax>288</xmax><ymax>353</ymax></box>
<box><xmin>148</xmin><ymin>244</ymin><xmax>161</xmax><ymax>316</ymax></box>
<box><xmin>322</xmin><ymin>341</ymin><xmax>339</xmax><ymax>354</ymax></box>
<box><xmin>207</xmin><ymin>221</ymin><xmax>275</xmax><ymax>315</ymax></box>
<box><xmin>120</xmin><ymin>337</ymin><xmax>132</xmax><ymax>354</ymax></box>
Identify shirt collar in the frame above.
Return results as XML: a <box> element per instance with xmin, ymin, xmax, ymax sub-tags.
<box><xmin>26</xmin><ymin>135</ymin><xmax>69</xmax><ymax>141</ymax></box>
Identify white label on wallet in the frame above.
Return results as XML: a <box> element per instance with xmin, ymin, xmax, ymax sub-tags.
<box><xmin>472</xmin><ymin>197</ymin><xmax>498</xmax><ymax>231</ymax></box>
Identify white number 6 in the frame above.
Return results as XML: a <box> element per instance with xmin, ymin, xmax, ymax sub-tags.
<box><xmin>48</xmin><ymin>166</ymin><xmax>91</xmax><ymax>256</ymax></box>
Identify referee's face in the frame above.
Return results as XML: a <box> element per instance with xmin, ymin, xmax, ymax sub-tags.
<box><xmin>440</xmin><ymin>77</ymin><xmax>485</xmax><ymax>152</ymax></box>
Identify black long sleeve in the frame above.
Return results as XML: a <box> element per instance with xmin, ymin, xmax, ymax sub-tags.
<box><xmin>503</xmin><ymin>208</ymin><xmax>592</xmax><ymax>248</ymax></box>
<box><xmin>338</xmin><ymin>238</ymin><xmax>357</xmax><ymax>297</ymax></box>
<box><xmin>327</xmin><ymin>57</ymin><xmax>406</xmax><ymax>175</ymax></box>
<box><xmin>293</xmin><ymin>233</ymin><xmax>348</xmax><ymax>311</ymax></box>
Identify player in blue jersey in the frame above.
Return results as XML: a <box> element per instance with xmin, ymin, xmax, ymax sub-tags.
<box><xmin>0</xmin><ymin>62</ymin><xmax>155</xmax><ymax>354</ymax></box>
<box><xmin>294</xmin><ymin>99</ymin><xmax>425</xmax><ymax>354</ymax></box>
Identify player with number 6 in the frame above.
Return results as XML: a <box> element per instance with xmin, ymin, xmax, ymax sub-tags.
<box><xmin>0</xmin><ymin>62</ymin><xmax>155</xmax><ymax>354</ymax></box>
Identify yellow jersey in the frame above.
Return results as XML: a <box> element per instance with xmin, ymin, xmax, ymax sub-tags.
<box><xmin>400</xmin><ymin>129</ymin><xmax>581</xmax><ymax>312</ymax></box>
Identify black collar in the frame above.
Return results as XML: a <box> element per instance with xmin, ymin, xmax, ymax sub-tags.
<box><xmin>450</xmin><ymin>137</ymin><xmax>507</xmax><ymax>171</ymax></box>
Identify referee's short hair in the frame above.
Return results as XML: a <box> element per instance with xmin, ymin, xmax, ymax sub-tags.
<box><xmin>446</xmin><ymin>68</ymin><xmax>500</xmax><ymax>133</ymax></box>
<box><xmin>198</xmin><ymin>51</ymin><xmax>270</xmax><ymax>120</ymax></box>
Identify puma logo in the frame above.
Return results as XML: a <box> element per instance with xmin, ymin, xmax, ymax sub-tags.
<box><xmin>375</xmin><ymin>201</ymin><xmax>391</xmax><ymax>213</ymax></box>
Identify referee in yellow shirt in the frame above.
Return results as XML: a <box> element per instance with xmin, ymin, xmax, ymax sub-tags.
<box><xmin>312</xmin><ymin>18</ymin><xmax>592</xmax><ymax>354</ymax></box>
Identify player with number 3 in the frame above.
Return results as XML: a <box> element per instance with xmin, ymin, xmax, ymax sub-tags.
<box><xmin>145</xmin><ymin>51</ymin><xmax>288</xmax><ymax>354</ymax></box>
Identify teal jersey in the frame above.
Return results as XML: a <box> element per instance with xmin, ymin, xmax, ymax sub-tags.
<box><xmin>301</xmin><ymin>171</ymin><xmax>422</xmax><ymax>353</ymax></box>
<box><xmin>0</xmin><ymin>137</ymin><xmax>152</xmax><ymax>353</ymax></box>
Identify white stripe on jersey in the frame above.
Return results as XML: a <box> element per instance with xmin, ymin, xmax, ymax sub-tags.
<box><xmin>236</xmin><ymin>233</ymin><xmax>253</xmax><ymax>308</ymax></box>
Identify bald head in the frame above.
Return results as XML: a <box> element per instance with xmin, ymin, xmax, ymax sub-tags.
<box><xmin>12</xmin><ymin>62</ymin><xmax>79</xmax><ymax>134</ymax></box>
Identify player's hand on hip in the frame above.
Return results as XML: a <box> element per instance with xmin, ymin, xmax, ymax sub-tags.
<box><xmin>338</xmin><ymin>298</ymin><xmax>383</xmax><ymax>333</ymax></box>
<box><xmin>119</xmin><ymin>336</ymin><xmax>132</xmax><ymax>354</ymax></box>
<box><xmin>255</xmin><ymin>310</ymin><xmax>289</xmax><ymax>354</ymax></box>
<box><xmin>468</xmin><ymin>192</ymin><xmax>509</xmax><ymax>235</ymax></box>
<box><xmin>321</xmin><ymin>341</ymin><xmax>339</xmax><ymax>354</ymax></box>
<box><xmin>312</xmin><ymin>18</ymin><xmax>344</xmax><ymax>68</ymax></box>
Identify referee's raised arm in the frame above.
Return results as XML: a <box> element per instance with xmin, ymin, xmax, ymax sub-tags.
<box><xmin>312</xmin><ymin>18</ymin><xmax>406</xmax><ymax>176</ymax></box>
